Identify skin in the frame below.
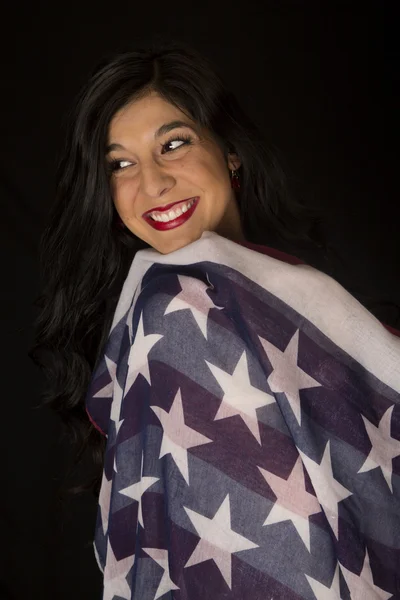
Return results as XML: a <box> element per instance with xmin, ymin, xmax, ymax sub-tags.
<box><xmin>107</xmin><ymin>91</ymin><xmax>245</xmax><ymax>254</ymax></box>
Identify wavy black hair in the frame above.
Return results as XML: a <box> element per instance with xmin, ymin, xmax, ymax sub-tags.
<box><xmin>28</xmin><ymin>36</ymin><xmax>335</xmax><ymax>500</ymax></box>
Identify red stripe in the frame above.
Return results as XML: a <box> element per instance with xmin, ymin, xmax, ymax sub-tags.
<box><xmin>85</xmin><ymin>241</ymin><xmax>400</xmax><ymax>433</ymax></box>
<box><xmin>85</xmin><ymin>406</ymin><xmax>106</xmax><ymax>437</ymax></box>
<box><xmin>240</xmin><ymin>240</ymin><xmax>306</xmax><ymax>265</ymax></box>
<box><xmin>382</xmin><ymin>323</ymin><xmax>400</xmax><ymax>337</ymax></box>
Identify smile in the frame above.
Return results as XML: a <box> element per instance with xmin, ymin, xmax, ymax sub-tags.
<box><xmin>143</xmin><ymin>197</ymin><xmax>200</xmax><ymax>231</ymax></box>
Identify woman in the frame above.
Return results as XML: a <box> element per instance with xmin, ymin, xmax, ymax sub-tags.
<box><xmin>30</xmin><ymin>39</ymin><xmax>399</xmax><ymax>599</ymax></box>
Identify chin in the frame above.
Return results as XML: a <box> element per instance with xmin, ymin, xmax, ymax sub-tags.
<box><xmin>156</xmin><ymin>233</ymin><xmax>202</xmax><ymax>255</ymax></box>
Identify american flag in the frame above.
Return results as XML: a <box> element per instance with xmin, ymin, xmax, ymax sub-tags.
<box><xmin>85</xmin><ymin>232</ymin><xmax>400</xmax><ymax>599</ymax></box>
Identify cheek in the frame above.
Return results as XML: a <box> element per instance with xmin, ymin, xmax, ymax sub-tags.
<box><xmin>112</xmin><ymin>178</ymin><xmax>138</xmax><ymax>214</ymax></box>
<box><xmin>203</xmin><ymin>161</ymin><xmax>231</xmax><ymax>196</ymax></box>
<box><xmin>202</xmin><ymin>159</ymin><xmax>231</xmax><ymax>197</ymax></box>
<box><xmin>196</xmin><ymin>156</ymin><xmax>225</xmax><ymax>182</ymax></box>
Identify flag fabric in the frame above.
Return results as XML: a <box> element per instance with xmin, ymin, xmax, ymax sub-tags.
<box><xmin>85</xmin><ymin>231</ymin><xmax>400</xmax><ymax>600</ymax></box>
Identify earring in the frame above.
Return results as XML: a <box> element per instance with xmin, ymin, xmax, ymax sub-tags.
<box><xmin>230</xmin><ymin>169</ymin><xmax>241</xmax><ymax>190</ymax></box>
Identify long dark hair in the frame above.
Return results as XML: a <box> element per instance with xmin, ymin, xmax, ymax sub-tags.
<box><xmin>28</xmin><ymin>36</ymin><xmax>334</xmax><ymax>500</ymax></box>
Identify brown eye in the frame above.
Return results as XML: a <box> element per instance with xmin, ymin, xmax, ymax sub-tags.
<box><xmin>108</xmin><ymin>159</ymin><xmax>133</xmax><ymax>173</ymax></box>
<box><xmin>162</xmin><ymin>135</ymin><xmax>193</xmax><ymax>153</ymax></box>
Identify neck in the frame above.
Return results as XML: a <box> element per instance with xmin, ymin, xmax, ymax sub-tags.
<box><xmin>215</xmin><ymin>195</ymin><xmax>246</xmax><ymax>243</ymax></box>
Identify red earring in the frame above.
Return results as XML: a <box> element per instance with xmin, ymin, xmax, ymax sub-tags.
<box><xmin>231</xmin><ymin>169</ymin><xmax>241</xmax><ymax>190</ymax></box>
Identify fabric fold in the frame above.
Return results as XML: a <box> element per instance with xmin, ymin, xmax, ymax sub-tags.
<box><xmin>86</xmin><ymin>231</ymin><xmax>400</xmax><ymax>600</ymax></box>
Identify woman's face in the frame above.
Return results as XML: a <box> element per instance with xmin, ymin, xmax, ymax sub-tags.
<box><xmin>107</xmin><ymin>91</ymin><xmax>244</xmax><ymax>254</ymax></box>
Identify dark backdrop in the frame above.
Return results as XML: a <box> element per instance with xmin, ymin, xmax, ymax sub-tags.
<box><xmin>1</xmin><ymin>3</ymin><xmax>396</xmax><ymax>600</ymax></box>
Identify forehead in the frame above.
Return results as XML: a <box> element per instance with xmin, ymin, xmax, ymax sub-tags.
<box><xmin>109</xmin><ymin>92</ymin><xmax>193</xmax><ymax>139</ymax></box>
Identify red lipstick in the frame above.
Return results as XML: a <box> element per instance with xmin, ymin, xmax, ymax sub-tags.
<box><xmin>142</xmin><ymin>197</ymin><xmax>196</xmax><ymax>218</ymax></box>
<box><xmin>143</xmin><ymin>197</ymin><xmax>200</xmax><ymax>231</ymax></box>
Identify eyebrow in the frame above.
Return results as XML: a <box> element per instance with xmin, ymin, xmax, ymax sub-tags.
<box><xmin>105</xmin><ymin>120</ymin><xmax>196</xmax><ymax>154</ymax></box>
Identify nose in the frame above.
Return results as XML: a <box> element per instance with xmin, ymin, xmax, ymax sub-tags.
<box><xmin>139</xmin><ymin>161</ymin><xmax>175</xmax><ymax>198</ymax></box>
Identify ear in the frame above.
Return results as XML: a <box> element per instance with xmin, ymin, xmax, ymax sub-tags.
<box><xmin>228</xmin><ymin>152</ymin><xmax>241</xmax><ymax>171</ymax></box>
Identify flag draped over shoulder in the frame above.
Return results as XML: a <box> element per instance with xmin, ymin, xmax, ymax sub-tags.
<box><xmin>85</xmin><ymin>231</ymin><xmax>400</xmax><ymax>600</ymax></box>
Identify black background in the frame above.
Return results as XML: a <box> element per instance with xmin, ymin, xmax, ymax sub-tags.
<box><xmin>1</xmin><ymin>3</ymin><xmax>397</xmax><ymax>599</ymax></box>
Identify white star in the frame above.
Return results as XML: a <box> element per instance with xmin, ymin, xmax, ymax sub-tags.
<box><xmin>126</xmin><ymin>301</ymin><xmax>136</xmax><ymax>344</ymax></box>
<box><xmin>205</xmin><ymin>351</ymin><xmax>276</xmax><ymax>444</ymax></box>
<box><xmin>93</xmin><ymin>355</ymin><xmax>117</xmax><ymax>400</ymax></box>
<box><xmin>340</xmin><ymin>548</ymin><xmax>392</xmax><ymax>599</ymax></box>
<box><xmin>125</xmin><ymin>311</ymin><xmax>163</xmax><ymax>390</ymax></box>
<box><xmin>184</xmin><ymin>494</ymin><xmax>258</xmax><ymax>589</ymax></box>
<box><xmin>305</xmin><ymin>563</ymin><xmax>342</xmax><ymax>599</ymax></box>
<box><xmin>111</xmin><ymin>375</ymin><xmax>125</xmax><ymax>444</ymax></box>
<box><xmin>164</xmin><ymin>274</ymin><xmax>218</xmax><ymax>339</ymax></box>
<box><xmin>259</xmin><ymin>329</ymin><xmax>321</xmax><ymax>425</ymax></box>
<box><xmin>113</xmin><ymin>312</ymin><xmax>162</xmax><ymax>472</ymax></box>
<box><xmin>298</xmin><ymin>441</ymin><xmax>352</xmax><ymax>539</ymax></box>
<box><xmin>110</xmin><ymin>376</ymin><xmax>125</xmax><ymax>473</ymax></box>
<box><xmin>151</xmin><ymin>389</ymin><xmax>212</xmax><ymax>484</ymax></box>
<box><xmin>358</xmin><ymin>405</ymin><xmax>400</xmax><ymax>493</ymax></box>
<box><xmin>119</xmin><ymin>451</ymin><xmax>159</xmax><ymax>529</ymax></box>
<box><xmin>99</xmin><ymin>470</ymin><xmax>113</xmax><ymax>536</ymax></box>
<box><xmin>93</xmin><ymin>540</ymin><xmax>104</xmax><ymax>574</ymax></box>
<box><xmin>93</xmin><ymin>354</ymin><xmax>124</xmax><ymax>443</ymax></box>
<box><xmin>142</xmin><ymin>548</ymin><xmax>180</xmax><ymax>599</ymax></box>
<box><xmin>103</xmin><ymin>538</ymin><xmax>135</xmax><ymax>600</ymax></box>
<box><xmin>258</xmin><ymin>456</ymin><xmax>322</xmax><ymax>551</ymax></box>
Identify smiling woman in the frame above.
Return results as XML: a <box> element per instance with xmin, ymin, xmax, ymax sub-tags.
<box><xmin>27</xmin><ymin>36</ymin><xmax>400</xmax><ymax>600</ymax></box>
<box><xmin>106</xmin><ymin>92</ymin><xmax>245</xmax><ymax>253</ymax></box>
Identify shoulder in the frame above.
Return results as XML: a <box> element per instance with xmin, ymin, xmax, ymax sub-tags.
<box><xmin>236</xmin><ymin>240</ymin><xmax>400</xmax><ymax>338</ymax></box>
<box><xmin>237</xmin><ymin>240</ymin><xmax>306</xmax><ymax>266</ymax></box>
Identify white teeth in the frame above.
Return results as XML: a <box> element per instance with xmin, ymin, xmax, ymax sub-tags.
<box><xmin>148</xmin><ymin>198</ymin><xmax>196</xmax><ymax>222</ymax></box>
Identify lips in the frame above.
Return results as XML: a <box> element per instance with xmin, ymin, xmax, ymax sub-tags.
<box><xmin>142</xmin><ymin>197</ymin><xmax>196</xmax><ymax>218</ymax></box>
<box><xmin>143</xmin><ymin>197</ymin><xmax>200</xmax><ymax>231</ymax></box>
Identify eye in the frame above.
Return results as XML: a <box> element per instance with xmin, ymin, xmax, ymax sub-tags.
<box><xmin>162</xmin><ymin>134</ymin><xmax>193</xmax><ymax>154</ymax></box>
<box><xmin>108</xmin><ymin>159</ymin><xmax>133</xmax><ymax>173</ymax></box>
<box><xmin>107</xmin><ymin>134</ymin><xmax>193</xmax><ymax>174</ymax></box>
